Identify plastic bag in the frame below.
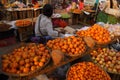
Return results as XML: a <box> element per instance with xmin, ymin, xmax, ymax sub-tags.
<box><xmin>30</xmin><ymin>35</ymin><xmax>52</xmax><ymax>44</ymax></box>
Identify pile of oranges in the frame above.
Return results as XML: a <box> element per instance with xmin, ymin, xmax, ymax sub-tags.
<box><xmin>47</xmin><ymin>36</ymin><xmax>86</xmax><ymax>56</ymax></box>
<box><xmin>77</xmin><ymin>24</ymin><xmax>111</xmax><ymax>44</ymax></box>
<box><xmin>2</xmin><ymin>43</ymin><xmax>50</xmax><ymax>74</ymax></box>
<box><xmin>67</xmin><ymin>62</ymin><xmax>111</xmax><ymax>80</ymax></box>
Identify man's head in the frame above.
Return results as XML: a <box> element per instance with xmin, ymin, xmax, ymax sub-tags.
<box><xmin>43</xmin><ymin>4</ymin><xmax>53</xmax><ymax>17</ymax></box>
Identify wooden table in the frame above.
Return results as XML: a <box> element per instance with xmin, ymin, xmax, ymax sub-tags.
<box><xmin>72</xmin><ymin>10</ymin><xmax>96</xmax><ymax>25</ymax></box>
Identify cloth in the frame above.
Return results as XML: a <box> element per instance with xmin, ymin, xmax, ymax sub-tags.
<box><xmin>30</xmin><ymin>35</ymin><xmax>52</xmax><ymax>44</ymax></box>
<box><xmin>35</xmin><ymin>14</ymin><xmax>58</xmax><ymax>38</ymax></box>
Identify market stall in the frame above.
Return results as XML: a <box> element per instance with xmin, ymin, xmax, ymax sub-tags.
<box><xmin>0</xmin><ymin>0</ymin><xmax>120</xmax><ymax>80</ymax></box>
<box><xmin>6</xmin><ymin>7</ymin><xmax>43</xmax><ymax>21</ymax></box>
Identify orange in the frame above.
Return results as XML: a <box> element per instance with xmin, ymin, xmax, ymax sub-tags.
<box><xmin>23</xmin><ymin>67</ymin><xmax>29</xmax><ymax>73</ymax></box>
<box><xmin>31</xmin><ymin>66</ymin><xmax>36</xmax><ymax>71</ymax></box>
<box><xmin>19</xmin><ymin>60</ymin><xmax>25</xmax><ymax>66</ymax></box>
<box><xmin>39</xmin><ymin>62</ymin><xmax>44</xmax><ymax>67</ymax></box>
<box><xmin>25</xmin><ymin>63</ymin><xmax>30</xmax><ymax>68</ymax></box>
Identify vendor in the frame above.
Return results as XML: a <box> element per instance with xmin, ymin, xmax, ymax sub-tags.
<box><xmin>43</xmin><ymin>0</ymin><xmax>49</xmax><ymax>5</ymax></box>
<box><xmin>97</xmin><ymin>0</ymin><xmax>120</xmax><ymax>24</ymax></box>
<box><xmin>78</xmin><ymin>0</ymin><xmax>84</xmax><ymax>10</ymax></box>
<box><xmin>35</xmin><ymin>4</ymin><xmax>59</xmax><ymax>38</ymax></box>
<box><xmin>71</xmin><ymin>1</ymin><xmax>77</xmax><ymax>10</ymax></box>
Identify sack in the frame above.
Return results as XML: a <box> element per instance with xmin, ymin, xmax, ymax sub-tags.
<box><xmin>105</xmin><ymin>8</ymin><xmax>120</xmax><ymax>18</ymax></box>
<box><xmin>30</xmin><ymin>35</ymin><xmax>52</xmax><ymax>44</ymax></box>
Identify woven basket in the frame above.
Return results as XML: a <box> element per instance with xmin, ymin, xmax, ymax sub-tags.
<box><xmin>92</xmin><ymin>59</ymin><xmax>120</xmax><ymax>75</ymax></box>
<box><xmin>11</xmin><ymin>11</ymin><xmax>18</xmax><ymax>20</ymax></box>
<box><xmin>15</xmin><ymin>20</ymin><xmax>32</xmax><ymax>28</ymax></box>
<box><xmin>66</xmin><ymin>62</ymin><xmax>111</xmax><ymax>80</ymax></box>
<box><xmin>1</xmin><ymin>43</ymin><xmax>51</xmax><ymax>79</ymax></box>
<box><xmin>90</xmin><ymin>47</ymin><xmax>120</xmax><ymax>75</ymax></box>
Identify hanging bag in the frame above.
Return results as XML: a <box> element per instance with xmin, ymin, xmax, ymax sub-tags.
<box><xmin>104</xmin><ymin>0</ymin><xmax>120</xmax><ymax>18</ymax></box>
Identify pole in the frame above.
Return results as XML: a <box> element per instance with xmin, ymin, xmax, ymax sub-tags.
<box><xmin>94</xmin><ymin>0</ymin><xmax>99</xmax><ymax>21</ymax></box>
<box><xmin>32</xmin><ymin>8</ymin><xmax>34</xmax><ymax>27</ymax></box>
<box><xmin>95</xmin><ymin>0</ymin><xmax>99</xmax><ymax>13</ymax></box>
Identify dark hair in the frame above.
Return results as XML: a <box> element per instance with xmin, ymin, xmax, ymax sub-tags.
<box><xmin>43</xmin><ymin>4</ymin><xmax>53</xmax><ymax>17</ymax></box>
<box><xmin>80</xmin><ymin>0</ymin><xmax>84</xmax><ymax>2</ymax></box>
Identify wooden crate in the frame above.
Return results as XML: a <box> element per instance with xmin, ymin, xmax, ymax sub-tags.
<box><xmin>6</xmin><ymin>11</ymin><xmax>12</xmax><ymax>21</ymax></box>
<box><xmin>18</xmin><ymin>10</ymin><xmax>27</xmax><ymax>19</ymax></box>
<box><xmin>34</xmin><ymin>10</ymin><xmax>39</xmax><ymax>17</ymax></box>
<box><xmin>34</xmin><ymin>8</ymin><xmax>42</xmax><ymax>17</ymax></box>
<box><xmin>17</xmin><ymin>26</ymin><xmax>33</xmax><ymax>41</ymax></box>
<box><xmin>27</xmin><ymin>10</ymin><xmax>34</xmax><ymax>18</ymax></box>
<box><xmin>11</xmin><ymin>11</ymin><xmax>18</xmax><ymax>20</ymax></box>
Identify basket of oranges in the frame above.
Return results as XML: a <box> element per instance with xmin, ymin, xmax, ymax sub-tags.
<box><xmin>66</xmin><ymin>62</ymin><xmax>111</xmax><ymax>80</ymax></box>
<box><xmin>1</xmin><ymin>43</ymin><xmax>51</xmax><ymax>78</ymax></box>
<box><xmin>46</xmin><ymin>36</ymin><xmax>87</xmax><ymax>57</ymax></box>
<box><xmin>76</xmin><ymin>24</ymin><xmax>111</xmax><ymax>45</ymax></box>
<box><xmin>15</xmin><ymin>20</ymin><xmax>32</xmax><ymax>28</ymax></box>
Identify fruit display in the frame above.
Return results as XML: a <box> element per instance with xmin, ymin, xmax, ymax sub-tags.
<box><xmin>76</xmin><ymin>24</ymin><xmax>111</xmax><ymax>44</ymax></box>
<box><xmin>47</xmin><ymin>36</ymin><xmax>86</xmax><ymax>56</ymax></box>
<box><xmin>67</xmin><ymin>62</ymin><xmax>111</xmax><ymax>80</ymax></box>
<box><xmin>15</xmin><ymin>20</ymin><xmax>32</xmax><ymax>27</ymax></box>
<box><xmin>34</xmin><ymin>3</ymin><xmax>41</xmax><ymax>8</ymax></box>
<box><xmin>2</xmin><ymin>43</ymin><xmax>50</xmax><ymax>75</ymax></box>
<box><xmin>73</xmin><ymin>9</ymin><xmax>81</xmax><ymax>14</ymax></box>
<box><xmin>90</xmin><ymin>47</ymin><xmax>120</xmax><ymax>74</ymax></box>
<box><xmin>104</xmin><ymin>24</ymin><xmax>120</xmax><ymax>37</ymax></box>
<box><xmin>5</xmin><ymin>3</ymin><xmax>16</xmax><ymax>8</ymax></box>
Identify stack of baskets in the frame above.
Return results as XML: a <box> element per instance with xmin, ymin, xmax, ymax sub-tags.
<box><xmin>15</xmin><ymin>20</ymin><xmax>33</xmax><ymax>41</ymax></box>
